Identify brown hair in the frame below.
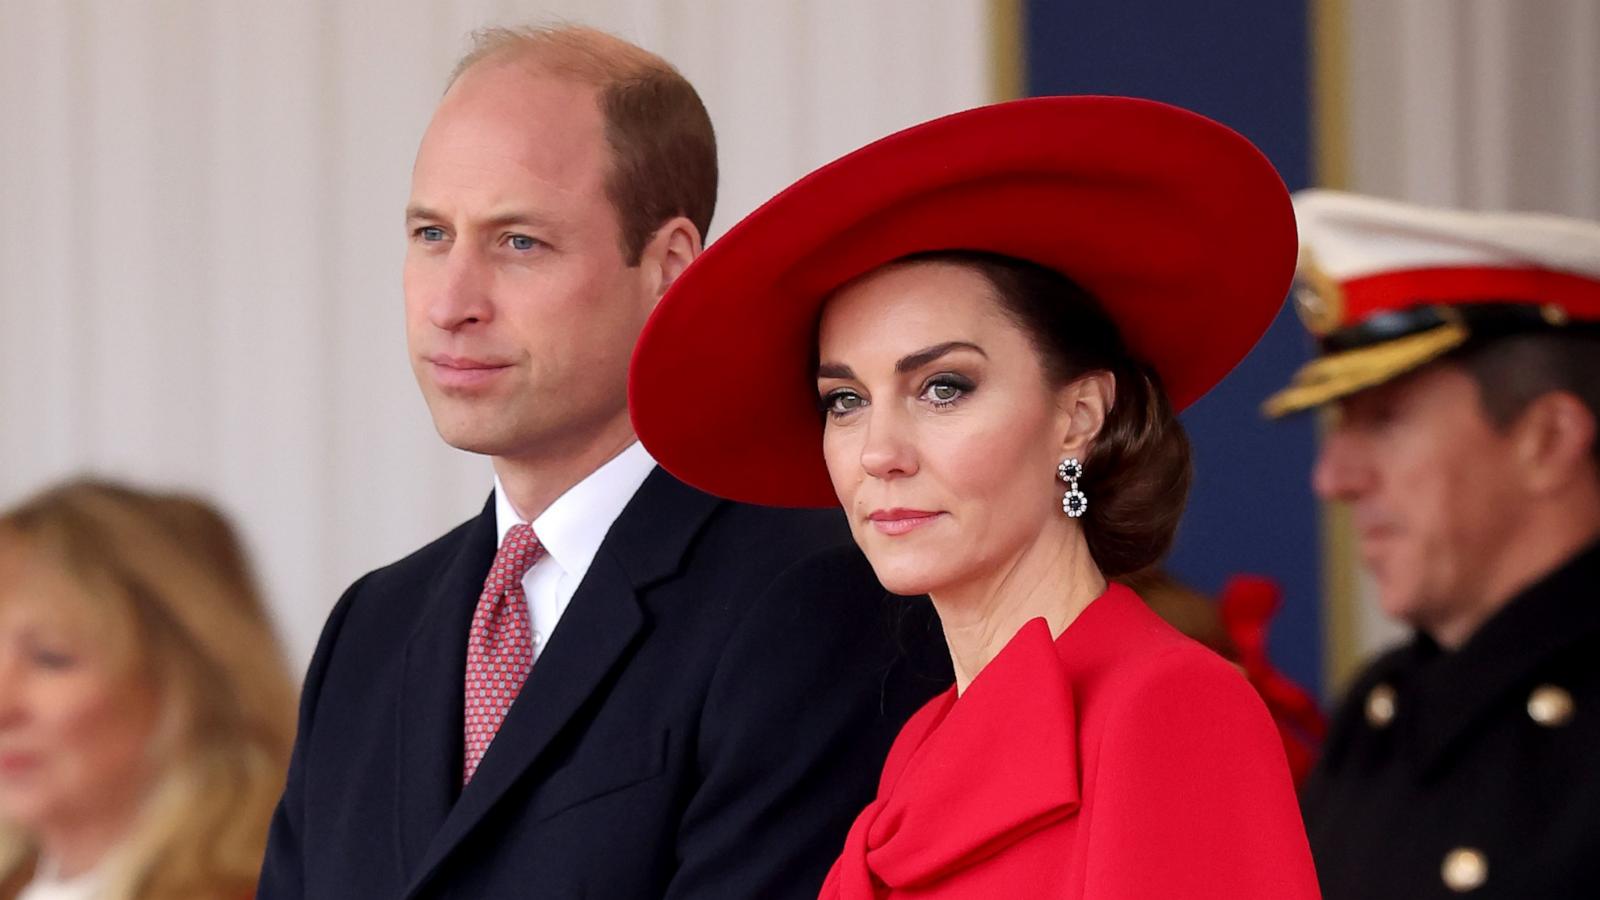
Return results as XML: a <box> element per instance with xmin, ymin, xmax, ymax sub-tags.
<box><xmin>907</xmin><ymin>251</ymin><xmax>1194</xmax><ymax>577</ymax></box>
<box><xmin>451</xmin><ymin>25</ymin><xmax>718</xmax><ymax>265</ymax></box>
<box><xmin>0</xmin><ymin>480</ymin><xmax>296</xmax><ymax>900</ymax></box>
<box><xmin>1450</xmin><ymin>331</ymin><xmax>1600</xmax><ymax>467</ymax></box>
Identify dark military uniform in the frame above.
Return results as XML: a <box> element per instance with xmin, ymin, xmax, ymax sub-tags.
<box><xmin>1302</xmin><ymin>539</ymin><xmax>1600</xmax><ymax>898</ymax></box>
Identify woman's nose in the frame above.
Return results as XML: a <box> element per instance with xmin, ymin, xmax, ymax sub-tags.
<box><xmin>859</xmin><ymin>408</ymin><xmax>918</xmax><ymax>480</ymax></box>
<box><xmin>0</xmin><ymin>659</ymin><xmax>25</xmax><ymax>729</ymax></box>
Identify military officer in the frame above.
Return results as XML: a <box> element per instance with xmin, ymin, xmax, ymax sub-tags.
<box><xmin>1265</xmin><ymin>191</ymin><xmax>1600</xmax><ymax>898</ymax></box>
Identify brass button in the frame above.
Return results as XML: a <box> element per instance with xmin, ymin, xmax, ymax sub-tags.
<box><xmin>1527</xmin><ymin>684</ymin><xmax>1575</xmax><ymax>727</ymax></box>
<box><xmin>1441</xmin><ymin>846</ymin><xmax>1487</xmax><ymax>892</ymax></box>
<box><xmin>1365</xmin><ymin>683</ymin><xmax>1397</xmax><ymax>727</ymax></box>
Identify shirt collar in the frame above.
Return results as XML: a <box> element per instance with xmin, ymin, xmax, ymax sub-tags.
<box><xmin>493</xmin><ymin>442</ymin><xmax>658</xmax><ymax>576</ymax></box>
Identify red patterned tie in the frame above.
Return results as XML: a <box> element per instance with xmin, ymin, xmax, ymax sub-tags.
<box><xmin>462</xmin><ymin>523</ymin><xmax>545</xmax><ymax>785</ymax></box>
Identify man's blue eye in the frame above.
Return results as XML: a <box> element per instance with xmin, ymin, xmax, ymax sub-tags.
<box><xmin>418</xmin><ymin>226</ymin><xmax>446</xmax><ymax>242</ymax></box>
<box><xmin>509</xmin><ymin>235</ymin><xmax>538</xmax><ymax>251</ymax></box>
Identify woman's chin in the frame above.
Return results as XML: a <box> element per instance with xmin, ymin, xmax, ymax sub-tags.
<box><xmin>861</xmin><ymin>552</ymin><xmax>953</xmax><ymax>598</ymax></box>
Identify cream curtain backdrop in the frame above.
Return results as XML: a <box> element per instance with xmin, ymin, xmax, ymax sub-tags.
<box><xmin>0</xmin><ymin>0</ymin><xmax>993</xmax><ymax>668</ymax></box>
<box><xmin>1330</xmin><ymin>0</ymin><xmax>1600</xmax><ymax>671</ymax></box>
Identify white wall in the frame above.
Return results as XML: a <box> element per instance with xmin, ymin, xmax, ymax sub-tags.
<box><xmin>1344</xmin><ymin>0</ymin><xmax>1599</xmax><ymax>217</ymax></box>
<box><xmin>1335</xmin><ymin>0</ymin><xmax>1600</xmax><ymax>660</ymax></box>
<box><xmin>0</xmin><ymin>0</ymin><xmax>993</xmax><ymax>669</ymax></box>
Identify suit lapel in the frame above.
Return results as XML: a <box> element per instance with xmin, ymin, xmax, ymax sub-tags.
<box><xmin>402</xmin><ymin>470</ymin><xmax>723</xmax><ymax>898</ymax></box>
<box><xmin>395</xmin><ymin>496</ymin><xmax>498</xmax><ymax>874</ymax></box>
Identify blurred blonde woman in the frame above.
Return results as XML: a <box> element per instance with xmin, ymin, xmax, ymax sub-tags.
<box><xmin>0</xmin><ymin>480</ymin><xmax>296</xmax><ymax>900</ymax></box>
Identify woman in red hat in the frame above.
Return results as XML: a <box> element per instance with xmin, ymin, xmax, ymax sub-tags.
<box><xmin>630</xmin><ymin>96</ymin><xmax>1320</xmax><ymax>899</ymax></box>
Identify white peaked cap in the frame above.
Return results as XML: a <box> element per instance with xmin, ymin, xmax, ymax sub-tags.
<box><xmin>1264</xmin><ymin>191</ymin><xmax>1600</xmax><ymax>417</ymax></box>
<box><xmin>1293</xmin><ymin>189</ymin><xmax>1600</xmax><ymax>283</ymax></box>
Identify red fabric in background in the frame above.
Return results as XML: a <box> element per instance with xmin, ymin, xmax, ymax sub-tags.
<box><xmin>1219</xmin><ymin>575</ymin><xmax>1328</xmax><ymax>788</ymax></box>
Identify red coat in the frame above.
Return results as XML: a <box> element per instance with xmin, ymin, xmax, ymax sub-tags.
<box><xmin>820</xmin><ymin>584</ymin><xmax>1320</xmax><ymax>899</ymax></box>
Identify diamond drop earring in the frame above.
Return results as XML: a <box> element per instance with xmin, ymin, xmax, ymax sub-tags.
<box><xmin>1057</xmin><ymin>458</ymin><xmax>1087</xmax><ymax>518</ymax></box>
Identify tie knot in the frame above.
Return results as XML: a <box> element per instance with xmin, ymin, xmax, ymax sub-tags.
<box><xmin>491</xmin><ymin>523</ymin><xmax>545</xmax><ymax>586</ymax></box>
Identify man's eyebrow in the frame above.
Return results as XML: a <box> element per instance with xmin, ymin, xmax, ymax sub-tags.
<box><xmin>404</xmin><ymin>206</ymin><xmax>559</xmax><ymax>231</ymax></box>
<box><xmin>894</xmin><ymin>341</ymin><xmax>987</xmax><ymax>373</ymax></box>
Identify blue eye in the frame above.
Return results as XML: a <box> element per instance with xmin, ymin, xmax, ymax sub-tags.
<box><xmin>415</xmin><ymin>226</ymin><xmax>447</xmax><ymax>243</ymax></box>
<box><xmin>507</xmin><ymin>234</ymin><xmax>541</xmax><ymax>251</ymax></box>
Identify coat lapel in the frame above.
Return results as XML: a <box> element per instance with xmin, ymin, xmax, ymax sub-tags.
<box><xmin>1406</xmin><ymin>539</ymin><xmax>1600</xmax><ymax>776</ymax></box>
<box><xmin>395</xmin><ymin>495</ymin><xmax>499</xmax><ymax>874</ymax></box>
<box><xmin>838</xmin><ymin>617</ymin><xmax>1081</xmax><ymax>893</ymax></box>
<box><xmin>402</xmin><ymin>470</ymin><xmax>723</xmax><ymax>898</ymax></box>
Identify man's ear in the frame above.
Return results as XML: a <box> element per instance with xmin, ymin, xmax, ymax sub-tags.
<box><xmin>637</xmin><ymin>215</ymin><xmax>703</xmax><ymax>306</ymax></box>
<box><xmin>1511</xmin><ymin>390</ymin><xmax>1598</xmax><ymax>495</ymax></box>
<box><xmin>1056</xmin><ymin>370</ymin><xmax>1116</xmax><ymax>459</ymax></box>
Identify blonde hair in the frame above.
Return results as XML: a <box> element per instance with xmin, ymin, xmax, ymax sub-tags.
<box><xmin>448</xmin><ymin>24</ymin><xmax>718</xmax><ymax>264</ymax></box>
<box><xmin>0</xmin><ymin>480</ymin><xmax>296</xmax><ymax>900</ymax></box>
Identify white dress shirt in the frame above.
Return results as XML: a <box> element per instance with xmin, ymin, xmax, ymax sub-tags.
<box><xmin>492</xmin><ymin>441</ymin><xmax>657</xmax><ymax>663</ymax></box>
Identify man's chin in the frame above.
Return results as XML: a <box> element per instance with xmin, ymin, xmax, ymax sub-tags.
<box><xmin>1375</xmin><ymin>580</ymin><xmax>1429</xmax><ymax>632</ymax></box>
<box><xmin>431</xmin><ymin>418</ymin><xmax>518</xmax><ymax>458</ymax></box>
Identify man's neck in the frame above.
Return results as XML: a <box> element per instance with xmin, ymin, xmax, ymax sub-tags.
<box><xmin>492</xmin><ymin>428</ymin><xmax>640</xmax><ymax>523</ymax></box>
<box><xmin>1433</xmin><ymin>511</ymin><xmax>1600</xmax><ymax>649</ymax></box>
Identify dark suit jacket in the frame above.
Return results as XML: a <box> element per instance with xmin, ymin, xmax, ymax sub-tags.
<box><xmin>258</xmin><ymin>469</ymin><xmax>948</xmax><ymax>900</ymax></box>
<box><xmin>1302</xmin><ymin>539</ymin><xmax>1600</xmax><ymax>898</ymax></box>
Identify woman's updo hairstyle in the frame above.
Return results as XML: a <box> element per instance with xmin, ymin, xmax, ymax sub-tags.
<box><xmin>907</xmin><ymin>250</ymin><xmax>1193</xmax><ymax>577</ymax></box>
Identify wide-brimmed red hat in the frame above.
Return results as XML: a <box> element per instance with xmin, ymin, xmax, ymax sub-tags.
<box><xmin>630</xmin><ymin>96</ymin><xmax>1297</xmax><ymax>508</ymax></box>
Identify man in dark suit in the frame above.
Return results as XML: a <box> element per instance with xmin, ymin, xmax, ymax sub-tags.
<box><xmin>257</xmin><ymin>25</ymin><xmax>946</xmax><ymax>900</ymax></box>
<box><xmin>1265</xmin><ymin>191</ymin><xmax>1600</xmax><ymax>898</ymax></box>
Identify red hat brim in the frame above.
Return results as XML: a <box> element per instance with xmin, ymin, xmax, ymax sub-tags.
<box><xmin>630</xmin><ymin>96</ymin><xmax>1297</xmax><ymax>508</ymax></box>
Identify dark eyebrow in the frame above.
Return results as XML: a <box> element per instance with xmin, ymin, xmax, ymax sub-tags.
<box><xmin>815</xmin><ymin>341</ymin><xmax>986</xmax><ymax>381</ymax></box>
<box><xmin>895</xmin><ymin>341</ymin><xmax>987</xmax><ymax>373</ymax></box>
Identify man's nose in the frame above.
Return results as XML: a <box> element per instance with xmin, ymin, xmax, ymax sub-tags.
<box><xmin>1312</xmin><ymin>429</ymin><xmax>1375</xmax><ymax>501</ymax></box>
<box><xmin>427</xmin><ymin>247</ymin><xmax>494</xmax><ymax>332</ymax></box>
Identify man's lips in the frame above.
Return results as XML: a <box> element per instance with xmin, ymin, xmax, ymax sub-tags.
<box><xmin>426</xmin><ymin>355</ymin><xmax>513</xmax><ymax>389</ymax></box>
<box><xmin>866</xmin><ymin>508</ymin><xmax>944</xmax><ymax>536</ymax></box>
<box><xmin>1354</xmin><ymin>516</ymin><xmax>1401</xmax><ymax>544</ymax></box>
<box><xmin>1354</xmin><ymin>520</ymin><xmax>1403</xmax><ymax>565</ymax></box>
